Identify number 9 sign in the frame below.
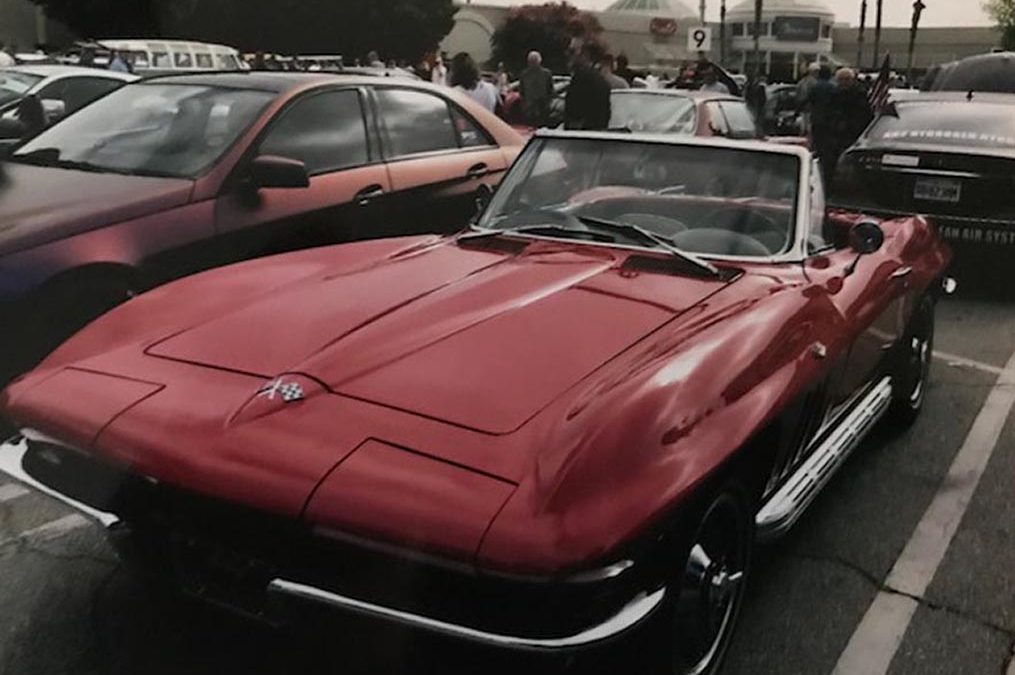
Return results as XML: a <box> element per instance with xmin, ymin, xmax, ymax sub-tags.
<box><xmin>688</xmin><ymin>26</ymin><xmax>713</xmax><ymax>53</ymax></box>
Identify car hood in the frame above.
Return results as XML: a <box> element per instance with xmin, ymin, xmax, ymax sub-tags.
<box><xmin>0</xmin><ymin>161</ymin><xmax>193</xmax><ymax>256</ymax></box>
<box><xmin>146</xmin><ymin>239</ymin><xmax>733</xmax><ymax>435</ymax></box>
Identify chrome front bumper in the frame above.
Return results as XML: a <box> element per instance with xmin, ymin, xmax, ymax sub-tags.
<box><xmin>0</xmin><ymin>431</ymin><xmax>666</xmax><ymax>652</ymax></box>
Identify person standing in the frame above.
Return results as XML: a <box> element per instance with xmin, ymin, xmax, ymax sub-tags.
<box><xmin>615</xmin><ymin>54</ymin><xmax>640</xmax><ymax>86</ymax></box>
<box><xmin>0</xmin><ymin>42</ymin><xmax>15</xmax><ymax>68</ymax></box>
<box><xmin>831</xmin><ymin>67</ymin><xmax>874</xmax><ymax>167</ymax></box>
<box><xmin>699</xmin><ymin>66</ymin><xmax>730</xmax><ymax>94</ymax></box>
<box><xmin>807</xmin><ymin>65</ymin><xmax>839</xmax><ymax>187</ymax></box>
<box><xmin>450</xmin><ymin>52</ymin><xmax>499</xmax><ymax>113</ymax></box>
<box><xmin>564</xmin><ymin>42</ymin><xmax>611</xmax><ymax>131</ymax></box>
<box><xmin>431</xmin><ymin>52</ymin><xmax>449</xmax><ymax>87</ymax></box>
<box><xmin>746</xmin><ymin>75</ymin><xmax>768</xmax><ymax>122</ymax></box>
<box><xmin>519</xmin><ymin>50</ymin><xmax>554</xmax><ymax>127</ymax></box>
<box><xmin>599</xmin><ymin>54</ymin><xmax>629</xmax><ymax>90</ymax></box>
<box><xmin>797</xmin><ymin>62</ymin><xmax>820</xmax><ymax>134</ymax></box>
<box><xmin>367</xmin><ymin>51</ymin><xmax>385</xmax><ymax>69</ymax></box>
<box><xmin>108</xmin><ymin>50</ymin><xmax>130</xmax><ymax>73</ymax></box>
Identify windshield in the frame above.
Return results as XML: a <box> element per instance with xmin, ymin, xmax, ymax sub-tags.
<box><xmin>868</xmin><ymin>102</ymin><xmax>1015</xmax><ymax>149</ymax></box>
<box><xmin>478</xmin><ymin>138</ymin><xmax>800</xmax><ymax>258</ymax></box>
<box><xmin>0</xmin><ymin>70</ymin><xmax>43</xmax><ymax>107</ymax></box>
<box><xmin>609</xmin><ymin>93</ymin><xmax>697</xmax><ymax>134</ymax></box>
<box><xmin>13</xmin><ymin>83</ymin><xmax>275</xmax><ymax>178</ymax></box>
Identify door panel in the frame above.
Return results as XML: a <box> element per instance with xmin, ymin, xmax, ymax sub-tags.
<box><xmin>374</xmin><ymin>87</ymin><xmax>508</xmax><ymax>233</ymax></box>
<box><xmin>214</xmin><ymin>88</ymin><xmax>393</xmax><ymax>259</ymax></box>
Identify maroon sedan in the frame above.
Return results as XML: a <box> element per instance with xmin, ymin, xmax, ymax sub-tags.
<box><xmin>0</xmin><ymin>72</ymin><xmax>523</xmax><ymax>381</ymax></box>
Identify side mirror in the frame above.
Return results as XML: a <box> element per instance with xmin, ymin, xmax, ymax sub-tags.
<box><xmin>474</xmin><ymin>183</ymin><xmax>494</xmax><ymax>216</ymax></box>
<box><xmin>248</xmin><ymin>155</ymin><xmax>310</xmax><ymax>190</ymax></box>
<box><xmin>40</xmin><ymin>98</ymin><xmax>66</xmax><ymax>124</ymax></box>
<box><xmin>849</xmin><ymin>219</ymin><xmax>885</xmax><ymax>255</ymax></box>
<box><xmin>845</xmin><ymin>219</ymin><xmax>885</xmax><ymax>277</ymax></box>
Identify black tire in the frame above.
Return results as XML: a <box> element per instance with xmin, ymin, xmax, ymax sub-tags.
<box><xmin>889</xmin><ymin>296</ymin><xmax>935</xmax><ymax>428</ymax></box>
<box><xmin>653</xmin><ymin>486</ymin><xmax>754</xmax><ymax>675</ymax></box>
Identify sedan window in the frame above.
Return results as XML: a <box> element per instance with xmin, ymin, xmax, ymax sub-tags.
<box><xmin>609</xmin><ymin>93</ymin><xmax>697</xmax><ymax>134</ymax></box>
<box><xmin>13</xmin><ymin>83</ymin><xmax>275</xmax><ymax>178</ymax></box>
<box><xmin>259</xmin><ymin>89</ymin><xmax>369</xmax><ymax>175</ymax></box>
<box><xmin>0</xmin><ymin>71</ymin><xmax>43</xmax><ymax>107</ymax></box>
<box><xmin>36</xmin><ymin>77</ymin><xmax>124</xmax><ymax>115</ymax></box>
<box><xmin>376</xmin><ymin>88</ymin><xmax>459</xmax><ymax>157</ymax></box>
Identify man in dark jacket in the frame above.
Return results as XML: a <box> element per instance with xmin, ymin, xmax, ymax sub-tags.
<box><xmin>564</xmin><ymin>42</ymin><xmax>611</xmax><ymax>131</ymax></box>
<box><xmin>519</xmin><ymin>50</ymin><xmax>554</xmax><ymax>127</ymax></box>
<box><xmin>833</xmin><ymin>67</ymin><xmax>874</xmax><ymax>152</ymax></box>
<box><xmin>807</xmin><ymin>65</ymin><xmax>839</xmax><ymax>187</ymax></box>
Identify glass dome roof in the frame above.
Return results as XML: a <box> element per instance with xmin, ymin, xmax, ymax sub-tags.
<box><xmin>605</xmin><ymin>0</ymin><xmax>696</xmax><ymax>19</ymax></box>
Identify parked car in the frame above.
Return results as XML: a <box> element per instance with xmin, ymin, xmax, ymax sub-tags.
<box><xmin>763</xmin><ymin>83</ymin><xmax>805</xmax><ymax>136</ymax></box>
<box><xmin>921</xmin><ymin>51</ymin><xmax>1015</xmax><ymax>93</ymax></box>
<box><xmin>61</xmin><ymin>40</ymin><xmax>248</xmax><ymax>75</ymax></box>
<box><xmin>610</xmin><ymin>89</ymin><xmax>809</xmax><ymax>147</ymax></box>
<box><xmin>833</xmin><ymin>92</ymin><xmax>1015</xmax><ymax>251</ymax></box>
<box><xmin>500</xmin><ymin>76</ymin><xmax>569</xmax><ymax>130</ymax></box>
<box><xmin>0</xmin><ymin>133</ymin><xmax>951</xmax><ymax>674</ymax></box>
<box><xmin>0</xmin><ymin>66</ymin><xmax>136</xmax><ymax>149</ymax></box>
<box><xmin>0</xmin><ymin>72</ymin><xmax>523</xmax><ymax>383</ymax></box>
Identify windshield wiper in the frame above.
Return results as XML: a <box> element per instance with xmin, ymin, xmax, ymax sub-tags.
<box><xmin>12</xmin><ymin>148</ymin><xmax>114</xmax><ymax>174</ymax></box>
<box><xmin>574</xmin><ymin>215</ymin><xmax>721</xmax><ymax>278</ymax></box>
<box><xmin>461</xmin><ymin>224</ymin><xmax>616</xmax><ymax>244</ymax></box>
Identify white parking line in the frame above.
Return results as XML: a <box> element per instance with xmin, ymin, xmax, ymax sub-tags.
<box><xmin>833</xmin><ymin>349</ymin><xmax>1015</xmax><ymax>675</ymax></box>
<box><xmin>0</xmin><ymin>514</ymin><xmax>90</xmax><ymax>549</ymax></box>
<box><xmin>934</xmin><ymin>351</ymin><xmax>1005</xmax><ymax>376</ymax></box>
<box><xmin>0</xmin><ymin>484</ymin><xmax>29</xmax><ymax>504</ymax></box>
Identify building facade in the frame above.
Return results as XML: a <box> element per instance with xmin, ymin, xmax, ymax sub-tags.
<box><xmin>442</xmin><ymin>1</ymin><xmax>1001</xmax><ymax>82</ymax></box>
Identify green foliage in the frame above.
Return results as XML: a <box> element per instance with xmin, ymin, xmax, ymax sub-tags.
<box><xmin>985</xmin><ymin>0</ymin><xmax>1015</xmax><ymax>49</ymax></box>
<box><xmin>30</xmin><ymin>0</ymin><xmax>457</xmax><ymax>61</ymax></box>
<box><xmin>490</xmin><ymin>2</ymin><xmax>605</xmax><ymax>75</ymax></box>
<box><xmin>29</xmin><ymin>0</ymin><xmax>161</xmax><ymax>38</ymax></box>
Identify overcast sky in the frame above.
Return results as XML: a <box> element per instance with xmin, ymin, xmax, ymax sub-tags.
<box><xmin>476</xmin><ymin>0</ymin><xmax>992</xmax><ymax>28</ymax></box>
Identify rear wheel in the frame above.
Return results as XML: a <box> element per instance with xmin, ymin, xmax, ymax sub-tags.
<box><xmin>656</xmin><ymin>487</ymin><xmax>753</xmax><ymax>675</ymax></box>
<box><xmin>889</xmin><ymin>296</ymin><xmax>935</xmax><ymax>427</ymax></box>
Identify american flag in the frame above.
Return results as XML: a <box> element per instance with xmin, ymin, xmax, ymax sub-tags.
<box><xmin>868</xmin><ymin>54</ymin><xmax>893</xmax><ymax>114</ymax></box>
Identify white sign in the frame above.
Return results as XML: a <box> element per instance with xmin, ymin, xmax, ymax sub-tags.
<box><xmin>688</xmin><ymin>26</ymin><xmax>713</xmax><ymax>53</ymax></box>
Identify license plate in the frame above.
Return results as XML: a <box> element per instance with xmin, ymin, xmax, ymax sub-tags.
<box><xmin>914</xmin><ymin>178</ymin><xmax>962</xmax><ymax>203</ymax></box>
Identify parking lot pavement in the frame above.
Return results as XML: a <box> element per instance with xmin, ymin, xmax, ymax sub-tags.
<box><xmin>0</xmin><ymin>292</ymin><xmax>1014</xmax><ymax>675</ymax></box>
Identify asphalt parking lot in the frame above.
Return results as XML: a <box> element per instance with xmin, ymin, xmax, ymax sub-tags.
<box><xmin>1</xmin><ymin>275</ymin><xmax>1013</xmax><ymax>675</ymax></box>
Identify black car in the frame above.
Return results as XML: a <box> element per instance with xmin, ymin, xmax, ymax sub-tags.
<box><xmin>922</xmin><ymin>51</ymin><xmax>1015</xmax><ymax>94</ymax></box>
<box><xmin>832</xmin><ymin>92</ymin><xmax>1015</xmax><ymax>250</ymax></box>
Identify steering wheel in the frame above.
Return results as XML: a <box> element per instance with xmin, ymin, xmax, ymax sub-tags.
<box><xmin>704</xmin><ymin>206</ymin><xmax>788</xmax><ymax>254</ymax></box>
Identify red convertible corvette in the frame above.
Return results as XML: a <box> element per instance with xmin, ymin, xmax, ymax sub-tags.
<box><xmin>0</xmin><ymin>134</ymin><xmax>951</xmax><ymax>673</ymax></box>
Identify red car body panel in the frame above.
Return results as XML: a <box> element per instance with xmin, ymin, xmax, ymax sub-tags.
<box><xmin>3</xmin><ymin>196</ymin><xmax>951</xmax><ymax>574</ymax></box>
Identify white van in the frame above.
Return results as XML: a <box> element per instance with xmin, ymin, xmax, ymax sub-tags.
<box><xmin>63</xmin><ymin>40</ymin><xmax>248</xmax><ymax>75</ymax></box>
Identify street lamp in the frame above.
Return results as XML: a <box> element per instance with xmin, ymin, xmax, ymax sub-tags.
<box><xmin>752</xmin><ymin>0</ymin><xmax>763</xmax><ymax>79</ymax></box>
<box><xmin>720</xmin><ymin>0</ymin><xmax>727</xmax><ymax>66</ymax></box>
<box><xmin>908</xmin><ymin>0</ymin><xmax>926</xmax><ymax>80</ymax></box>
<box><xmin>857</xmin><ymin>0</ymin><xmax>867</xmax><ymax>68</ymax></box>
<box><xmin>873</xmin><ymin>0</ymin><xmax>883</xmax><ymax>69</ymax></box>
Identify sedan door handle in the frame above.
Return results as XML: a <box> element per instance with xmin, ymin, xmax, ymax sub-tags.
<box><xmin>466</xmin><ymin>163</ymin><xmax>489</xmax><ymax>180</ymax></box>
<box><xmin>890</xmin><ymin>266</ymin><xmax>914</xmax><ymax>280</ymax></box>
<box><xmin>355</xmin><ymin>185</ymin><xmax>385</xmax><ymax>206</ymax></box>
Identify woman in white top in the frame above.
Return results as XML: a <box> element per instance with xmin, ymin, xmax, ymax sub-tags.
<box><xmin>450</xmin><ymin>52</ymin><xmax>500</xmax><ymax>113</ymax></box>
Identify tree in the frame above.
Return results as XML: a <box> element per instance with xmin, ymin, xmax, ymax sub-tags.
<box><xmin>490</xmin><ymin>2</ymin><xmax>605</xmax><ymax>75</ymax></box>
<box><xmin>31</xmin><ymin>0</ymin><xmax>457</xmax><ymax>62</ymax></box>
<box><xmin>985</xmin><ymin>0</ymin><xmax>1015</xmax><ymax>50</ymax></box>
<box><xmin>29</xmin><ymin>0</ymin><xmax>161</xmax><ymax>38</ymax></box>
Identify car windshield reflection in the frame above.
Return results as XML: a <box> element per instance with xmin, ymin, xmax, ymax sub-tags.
<box><xmin>13</xmin><ymin>83</ymin><xmax>275</xmax><ymax>179</ymax></box>
<box><xmin>478</xmin><ymin>137</ymin><xmax>801</xmax><ymax>259</ymax></box>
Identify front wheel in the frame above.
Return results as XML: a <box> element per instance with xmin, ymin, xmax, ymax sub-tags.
<box><xmin>889</xmin><ymin>296</ymin><xmax>935</xmax><ymax>427</ymax></box>
<box><xmin>655</xmin><ymin>488</ymin><xmax>753</xmax><ymax>675</ymax></box>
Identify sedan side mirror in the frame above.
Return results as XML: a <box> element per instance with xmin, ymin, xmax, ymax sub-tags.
<box><xmin>249</xmin><ymin>155</ymin><xmax>310</xmax><ymax>190</ymax></box>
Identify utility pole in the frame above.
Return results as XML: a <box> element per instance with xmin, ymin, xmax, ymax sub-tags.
<box><xmin>700</xmin><ymin>0</ymin><xmax>706</xmax><ymax>24</ymax></box>
<box><xmin>857</xmin><ymin>0</ymin><xmax>867</xmax><ymax>68</ymax></box>
<box><xmin>720</xmin><ymin>0</ymin><xmax>727</xmax><ymax>67</ymax></box>
<box><xmin>752</xmin><ymin>0</ymin><xmax>763</xmax><ymax>79</ymax></box>
<box><xmin>908</xmin><ymin>0</ymin><xmax>926</xmax><ymax>80</ymax></box>
<box><xmin>873</xmin><ymin>0</ymin><xmax>883</xmax><ymax>69</ymax></box>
